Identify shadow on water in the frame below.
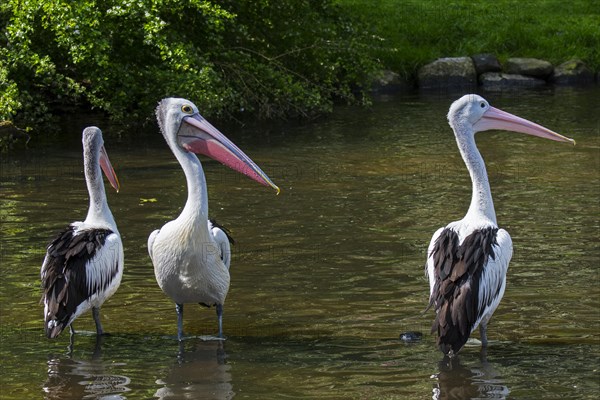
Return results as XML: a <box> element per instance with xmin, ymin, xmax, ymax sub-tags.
<box><xmin>41</xmin><ymin>334</ymin><xmax>234</xmax><ymax>400</ymax></box>
<box><xmin>432</xmin><ymin>351</ymin><xmax>509</xmax><ymax>400</ymax></box>
<box><xmin>154</xmin><ymin>341</ymin><xmax>233</xmax><ymax>400</ymax></box>
<box><xmin>44</xmin><ymin>336</ymin><xmax>131</xmax><ymax>400</ymax></box>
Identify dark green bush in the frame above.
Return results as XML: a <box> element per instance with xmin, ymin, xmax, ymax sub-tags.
<box><xmin>1</xmin><ymin>0</ymin><xmax>380</xmax><ymax>131</ymax></box>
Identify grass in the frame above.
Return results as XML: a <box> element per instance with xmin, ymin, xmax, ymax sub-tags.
<box><xmin>336</xmin><ymin>0</ymin><xmax>600</xmax><ymax>79</ymax></box>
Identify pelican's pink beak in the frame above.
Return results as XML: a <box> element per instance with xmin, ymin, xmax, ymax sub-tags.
<box><xmin>474</xmin><ymin>106</ymin><xmax>575</xmax><ymax>145</ymax></box>
<box><xmin>178</xmin><ymin>114</ymin><xmax>280</xmax><ymax>194</ymax></box>
<box><xmin>99</xmin><ymin>146</ymin><xmax>120</xmax><ymax>192</ymax></box>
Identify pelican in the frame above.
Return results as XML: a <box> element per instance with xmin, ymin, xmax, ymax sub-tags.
<box><xmin>41</xmin><ymin>127</ymin><xmax>123</xmax><ymax>339</ymax></box>
<box><xmin>426</xmin><ymin>94</ymin><xmax>574</xmax><ymax>356</ymax></box>
<box><xmin>149</xmin><ymin>98</ymin><xmax>279</xmax><ymax>340</ymax></box>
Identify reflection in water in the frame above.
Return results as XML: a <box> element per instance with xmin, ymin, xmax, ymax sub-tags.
<box><xmin>43</xmin><ymin>337</ymin><xmax>131</xmax><ymax>399</ymax></box>
<box><xmin>155</xmin><ymin>340</ymin><xmax>234</xmax><ymax>400</ymax></box>
<box><xmin>432</xmin><ymin>352</ymin><xmax>509</xmax><ymax>400</ymax></box>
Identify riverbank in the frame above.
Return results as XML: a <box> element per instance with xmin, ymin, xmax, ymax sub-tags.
<box><xmin>337</xmin><ymin>0</ymin><xmax>600</xmax><ymax>81</ymax></box>
<box><xmin>2</xmin><ymin>0</ymin><xmax>598</xmax><ymax>148</ymax></box>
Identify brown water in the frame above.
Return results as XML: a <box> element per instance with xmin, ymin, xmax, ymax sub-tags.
<box><xmin>1</xmin><ymin>88</ymin><xmax>599</xmax><ymax>399</ymax></box>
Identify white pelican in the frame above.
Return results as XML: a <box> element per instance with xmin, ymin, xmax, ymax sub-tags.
<box><xmin>149</xmin><ymin>98</ymin><xmax>279</xmax><ymax>340</ymax></box>
<box><xmin>426</xmin><ymin>94</ymin><xmax>575</xmax><ymax>356</ymax></box>
<box><xmin>41</xmin><ymin>127</ymin><xmax>123</xmax><ymax>338</ymax></box>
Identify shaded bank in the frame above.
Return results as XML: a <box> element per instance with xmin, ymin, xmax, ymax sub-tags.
<box><xmin>411</xmin><ymin>56</ymin><xmax>597</xmax><ymax>93</ymax></box>
<box><xmin>2</xmin><ymin>0</ymin><xmax>598</xmax><ymax>145</ymax></box>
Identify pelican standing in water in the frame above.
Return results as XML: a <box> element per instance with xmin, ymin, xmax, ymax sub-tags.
<box><xmin>426</xmin><ymin>94</ymin><xmax>574</xmax><ymax>356</ymax></box>
<box><xmin>149</xmin><ymin>98</ymin><xmax>279</xmax><ymax>340</ymax></box>
<box><xmin>41</xmin><ymin>127</ymin><xmax>123</xmax><ymax>338</ymax></box>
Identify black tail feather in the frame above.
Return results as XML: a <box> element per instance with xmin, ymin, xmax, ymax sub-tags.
<box><xmin>209</xmin><ymin>219</ymin><xmax>235</xmax><ymax>245</ymax></box>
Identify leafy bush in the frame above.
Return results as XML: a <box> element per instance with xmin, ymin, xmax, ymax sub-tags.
<box><xmin>1</xmin><ymin>0</ymin><xmax>380</xmax><ymax>131</ymax></box>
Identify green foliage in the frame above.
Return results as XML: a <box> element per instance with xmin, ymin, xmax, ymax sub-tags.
<box><xmin>1</xmin><ymin>0</ymin><xmax>380</xmax><ymax>131</ymax></box>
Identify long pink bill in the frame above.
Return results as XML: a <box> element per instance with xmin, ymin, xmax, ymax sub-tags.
<box><xmin>474</xmin><ymin>106</ymin><xmax>576</xmax><ymax>145</ymax></box>
<box><xmin>99</xmin><ymin>146</ymin><xmax>120</xmax><ymax>192</ymax></box>
<box><xmin>178</xmin><ymin>114</ymin><xmax>280</xmax><ymax>194</ymax></box>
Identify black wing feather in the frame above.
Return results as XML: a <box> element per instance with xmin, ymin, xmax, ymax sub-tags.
<box><xmin>429</xmin><ymin>227</ymin><xmax>498</xmax><ymax>355</ymax></box>
<box><xmin>41</xmin><ymin>225</ymin><xmax>114</xmax><ymax>338</ymax></box>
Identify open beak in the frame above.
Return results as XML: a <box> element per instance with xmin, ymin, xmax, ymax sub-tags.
<box><xmin>178</xmin><ymin>114</ymin><xmax>280</xmax><ymax>194</ymax></box>
<box><xmin>473</xmin><ymin>106</ymin><xmax>575</xmax><ymax>145</ymax></box>
<box><xmin>99</xmin><ymin>146</ymin><xmax>120</xmax><ymax>192</ymax></box>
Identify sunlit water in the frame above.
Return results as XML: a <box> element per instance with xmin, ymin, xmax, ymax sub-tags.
<box><xmin>1</xmin><ymin>87</ymin><xmax>598</xmax><ymax>399</ymax></box>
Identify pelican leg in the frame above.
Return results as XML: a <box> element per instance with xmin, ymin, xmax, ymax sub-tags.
<box><xmin>479</xmin><ymin>323</ymin><xmax>488</xmax><ymax>347</ymax></box>
<box><xmin>92</xmin><ymin>307</ymin><xmax>105</xmax><ymax>336</ymax></box>
<box><xmin>216</xmin><ymin>304</ymin><xmax>224</xmax><ymax>338</ymax></box>
<box><xmin>176</xmin><ymin>303</ymin><xmax>184</xmax><ymax>341</ymax></box>
<box><xmin>93</xmin><ymin>335</ymin><xmax>104</xmax><ymax>360</ymax></box>
<box><xmin>69</xmin><ymin>324</ymin><xmax>76</xmax><ymax>336</ymax></box>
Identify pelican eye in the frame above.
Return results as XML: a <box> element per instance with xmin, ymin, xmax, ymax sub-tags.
<box><xmin>480</xmin><ymin>102</ymin><xmax>486</xmax><ymax>108</ymax></box>
<box><xmin>181</xmin><ymin>105</ymin><xmax>193</xmax><ymax>114</ymax></box>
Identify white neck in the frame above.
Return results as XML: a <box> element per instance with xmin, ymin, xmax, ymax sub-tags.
<box><xmin>84</xmin><ymin>151</ymin><xmax>117</xmax><ymax>230</ymax></box>
<box><xmin>454</xmin><ymin>126</ymin><xmax>497</xmax><ymax>224</ymax></box>
<box><xmin>171</xmin><ymin>143</ymin><xmax>209</xmax><ymax>224</ymax></box>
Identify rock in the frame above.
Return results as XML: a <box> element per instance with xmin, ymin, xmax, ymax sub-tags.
<box><xmin>471</xmin><ymin>54</ymin><xmax>502</xmax><ymax>75</ymax></box>
<box><xmin>550</xmin><ymin>59</ymin><xmax>594</xmax><ymax>86</ymax></box>
<box><xmin>399</xmin><ymin>331</ymin><xmax>423</xmax><ymax>342</ymax></box>
<box><xmin>418</xmin><ymin>57</ymin><xmax>477</xmax><ymax>90</ymax></box>
<box><xmin>0</xmin><ymin>121</ymin><xmax>30</xmax><ymax>142</ymax></box>
<box><xmin>505</xmin><ymin>58</ymin><xmax>553</xmax><ymax>79</ymax></box>
<box><xmin>480</xmin><ymin>72</ymin><xmax>547</xmax><ymax>89</ymax></box>
<box><xmin>371</xmin><ymin>70</ymin><xmax>412</xmax><ymax>94</ymax></box>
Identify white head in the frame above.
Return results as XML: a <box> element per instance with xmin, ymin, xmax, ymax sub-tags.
<box><xmin>448</xmin><ymin>94</ymin><xmax>575</xmax><ymax>144</ymax></box>
<box><xmin>155</xmin><ymin>98</ymin><xmax>201</xmax><ymax>149</ymax></box>
<box><xmin>82</xmin><ymin>126</ymin><xmax>120</xmax><ymax>192</ymax></box>
<box><xmin>156</xmin><ymin>98</ymin><xmax>279</xmax><ymax>193</ymax></box>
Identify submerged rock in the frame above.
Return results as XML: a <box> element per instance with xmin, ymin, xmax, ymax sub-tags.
<box><xmin>505</xmin><ymin>57</ymin><xmax>553</xmax><ymax>79</ymax></box>
<box><xmin>480</xmin><ymin>72</ymin><xmax>547</xmax><ymax>89</ymax></box>
<box><xmin>471</xmin><ymin>54</ymin><xmax>502</xmax><ymax>75</ymax></box>
<box><xmin>418</xmin><ymin>57</ymin><xmax>477</xmax><ymax>90</ymax></box>
<box><xmin>551</xmin><ymin>59</ymin><xmax>594</xmax><ymax>86</ymax></box>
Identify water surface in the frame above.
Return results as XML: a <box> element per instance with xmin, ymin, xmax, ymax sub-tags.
<box><xmin>1</xmin><ymin>88</ymin><xmax>599</xmax><ymax>399</ymax></box>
